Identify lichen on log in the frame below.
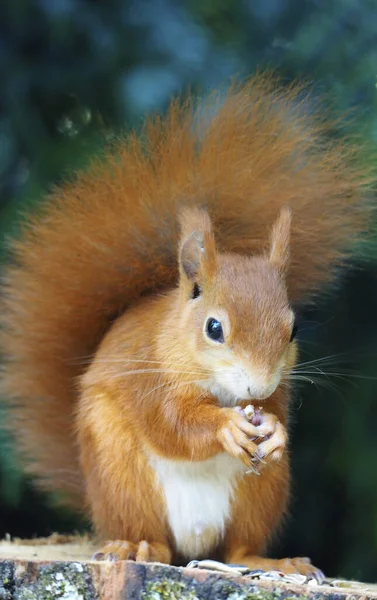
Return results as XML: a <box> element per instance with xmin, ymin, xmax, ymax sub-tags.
<box><xmin>0</xmin><ymin>538</ymin><xmax>376</xmax><ymax>600</ymax></box>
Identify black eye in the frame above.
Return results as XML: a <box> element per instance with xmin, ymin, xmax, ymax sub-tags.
<box><xmin>192</xmin><ymin>283</ymin><xmax>201</xmax><ymax>299</ymax></box>
<box><xmin>290</xmin><ymin>320</ymin><xmax>298</xmax><ymax>342</ymax></box>
<box><xmin>206</xmin><ymin>318</ymin><xmax>224</xmax><ymax>343</ymax></box>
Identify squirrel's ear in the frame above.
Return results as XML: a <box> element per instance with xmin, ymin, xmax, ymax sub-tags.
<box><xmin>269</xmin><ymin>207</ymin><xmax>291</xmax><ymax>274</ymax></box>
<box><xmin>179</xmin><ymin>208</ymin><xmax>216</xmax><ymax>284</ymax></box>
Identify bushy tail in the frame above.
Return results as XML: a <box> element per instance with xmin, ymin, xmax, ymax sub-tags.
<box><xmin>0</xmin><ymin>76</ymin><xmax>373</xmax><ymax>507</ymax></box>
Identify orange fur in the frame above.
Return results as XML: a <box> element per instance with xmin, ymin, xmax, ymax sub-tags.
<box><xmin>0</xmin><ymin>75</ymin><xmax>373</xmax><ymax>572</ymax></box>
<box><xmin>78</xmin><ymin>285</ymin><xmax>292</xmax><ymax>565</ymax></box>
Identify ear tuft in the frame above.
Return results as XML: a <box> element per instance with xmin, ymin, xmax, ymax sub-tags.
<box><xmin>179</xmin><ymin>207</ymin><xmax>216</xmax><ymax>283</ymax></box>
<box><xmin>269</xmin><ymin>207</ymin><xmax>291</xmax><ymax>273</ymax></box>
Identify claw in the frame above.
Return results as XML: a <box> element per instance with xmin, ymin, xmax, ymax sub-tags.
<box><xmin>92</xmin><ymin>552</ymin><xmax>104</xmax><ymax>561</ymax></box>
<box><xmin>312</xmin><ymin>569</ymin><xmax>326</xmax><ymax>584</ymax></box>
<box><xmin>253</xmin><ymin>452</ymin><xmax>266</xmax><ymax>465</ymax></box>
<box><xmin>246</xmin><ymin>462</ymin><xmax>260</xmax><ymax>475</ymax></box>
<box><xmin>106</xmin><ymin>552</ymin><xmax>118</xmax><ymax>562</ymax></box>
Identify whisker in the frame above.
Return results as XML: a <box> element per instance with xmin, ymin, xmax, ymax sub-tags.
<box><xmin>71</xmin><ymin>357</ymin><xmax>212</xmax><ymax>375</ymax></box>
<box><xmin>294</xmin><ymin>354</ymin><xmax>349</xmax><ymax>368</ymax></box>
<box><xmin>139</xmin><ymin>379</ymin><xmax>207</xmax><ymax>402</ymax></box>
<box><xmin>72</xmin><ymin>357</ymin><xmax>181</xmax><ymax>366</ymax></box>
<box><xmin>286</xmin><ymin>375</ymin><xmax>316</xmax><ymax>385</ymax></box>
<box><xmin>285</xmin><ymin>374</ymin><xmax>348</xmax><ymax>399</ymax></box>
<box><xmin>108</xmin><ymin>368</ymin><xmax>211</xmax><ymax>378</ymax></box>
<box><xmin>290</xmin><ymin>369</ymin><xmax>377</xmax><ymax>382</ymax></box>
<box><xmin>294</xmin><ymin>350</ymin><xmax>377</xmax><ymax>369</ymax></box>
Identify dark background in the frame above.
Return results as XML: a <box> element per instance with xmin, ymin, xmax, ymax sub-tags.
<box><xmin>1</xmin><ymin>0</ymin><xmax>377</xmax><ymax>582</ymax></box>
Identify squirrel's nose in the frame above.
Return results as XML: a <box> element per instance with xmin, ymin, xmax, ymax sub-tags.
<box><xmin>247</xmin><ymin>375</ymin><xmax>280</xmax><ymax>400</ymax></box>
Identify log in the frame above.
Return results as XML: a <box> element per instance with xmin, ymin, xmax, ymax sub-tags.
<box><xmin>0</xmin><ymin>536</ymin><xmax>376</xmax><ymax>600</ymax></box>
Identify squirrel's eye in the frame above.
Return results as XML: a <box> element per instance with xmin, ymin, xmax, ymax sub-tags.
<box><xmin>290</xmin><ymin>320</ymin><xmax>298</xmax><ymax>343</ymax></box>
<box><xmin>206</xmin><ymin>318</ymin><xmax>224</xmax><ymax>343</ymax></box>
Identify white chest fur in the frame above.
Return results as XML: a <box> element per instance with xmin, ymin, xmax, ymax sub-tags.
<box><xmin>149</xmin><ymin>452</ymin><xmax>246</xmax><ymax>559</ymax></box>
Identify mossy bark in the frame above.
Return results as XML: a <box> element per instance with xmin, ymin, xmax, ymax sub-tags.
<box><xmin>0</xmin><ymin>541</ymin><xmax>376</xmax><ymax>600</ymax></box>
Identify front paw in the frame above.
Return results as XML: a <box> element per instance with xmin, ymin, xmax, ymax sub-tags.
<box><xmin>216</xmin><ymin>408</ymin><xmax>262</xmax><ymax>469</ymax></box>
<box><xmin>244</xmin><ymin>406</ymin><xmax>287</xmax><ymax>465</ymax></box>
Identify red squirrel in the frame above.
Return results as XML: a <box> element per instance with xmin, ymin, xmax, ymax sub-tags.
<box><xmin>0</xmin><ymin>76</ymin><xmax>372</xmax><ymax>577</ymax></box>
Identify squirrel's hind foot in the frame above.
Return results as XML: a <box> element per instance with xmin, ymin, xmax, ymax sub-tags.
<box><xmin>92</xmin><ymin>540</ymin><xmax>172</xmax><ymax>563</ymax></box>
<box><xmin>226</xmin><ymin>554</ymin><xmax>325</xmax><ymax>583</ymax></box>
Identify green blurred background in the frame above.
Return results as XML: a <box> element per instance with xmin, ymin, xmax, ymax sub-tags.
<box><xmin>1</xmin><ymin>0</ymin><xmax>377</xmax><ymax>583</ymax></box>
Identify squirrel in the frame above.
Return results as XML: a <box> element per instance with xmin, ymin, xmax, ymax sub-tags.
<box><xmin>0</xmin><ymin>76</ymin><xmax>372</xmax><ymax>577</ymax></box>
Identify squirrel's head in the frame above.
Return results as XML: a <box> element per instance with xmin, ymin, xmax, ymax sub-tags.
<box><xmin>177</xmin><ymin>207</ymin><xmax>297</xmax><ymax>405</ymax></box>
